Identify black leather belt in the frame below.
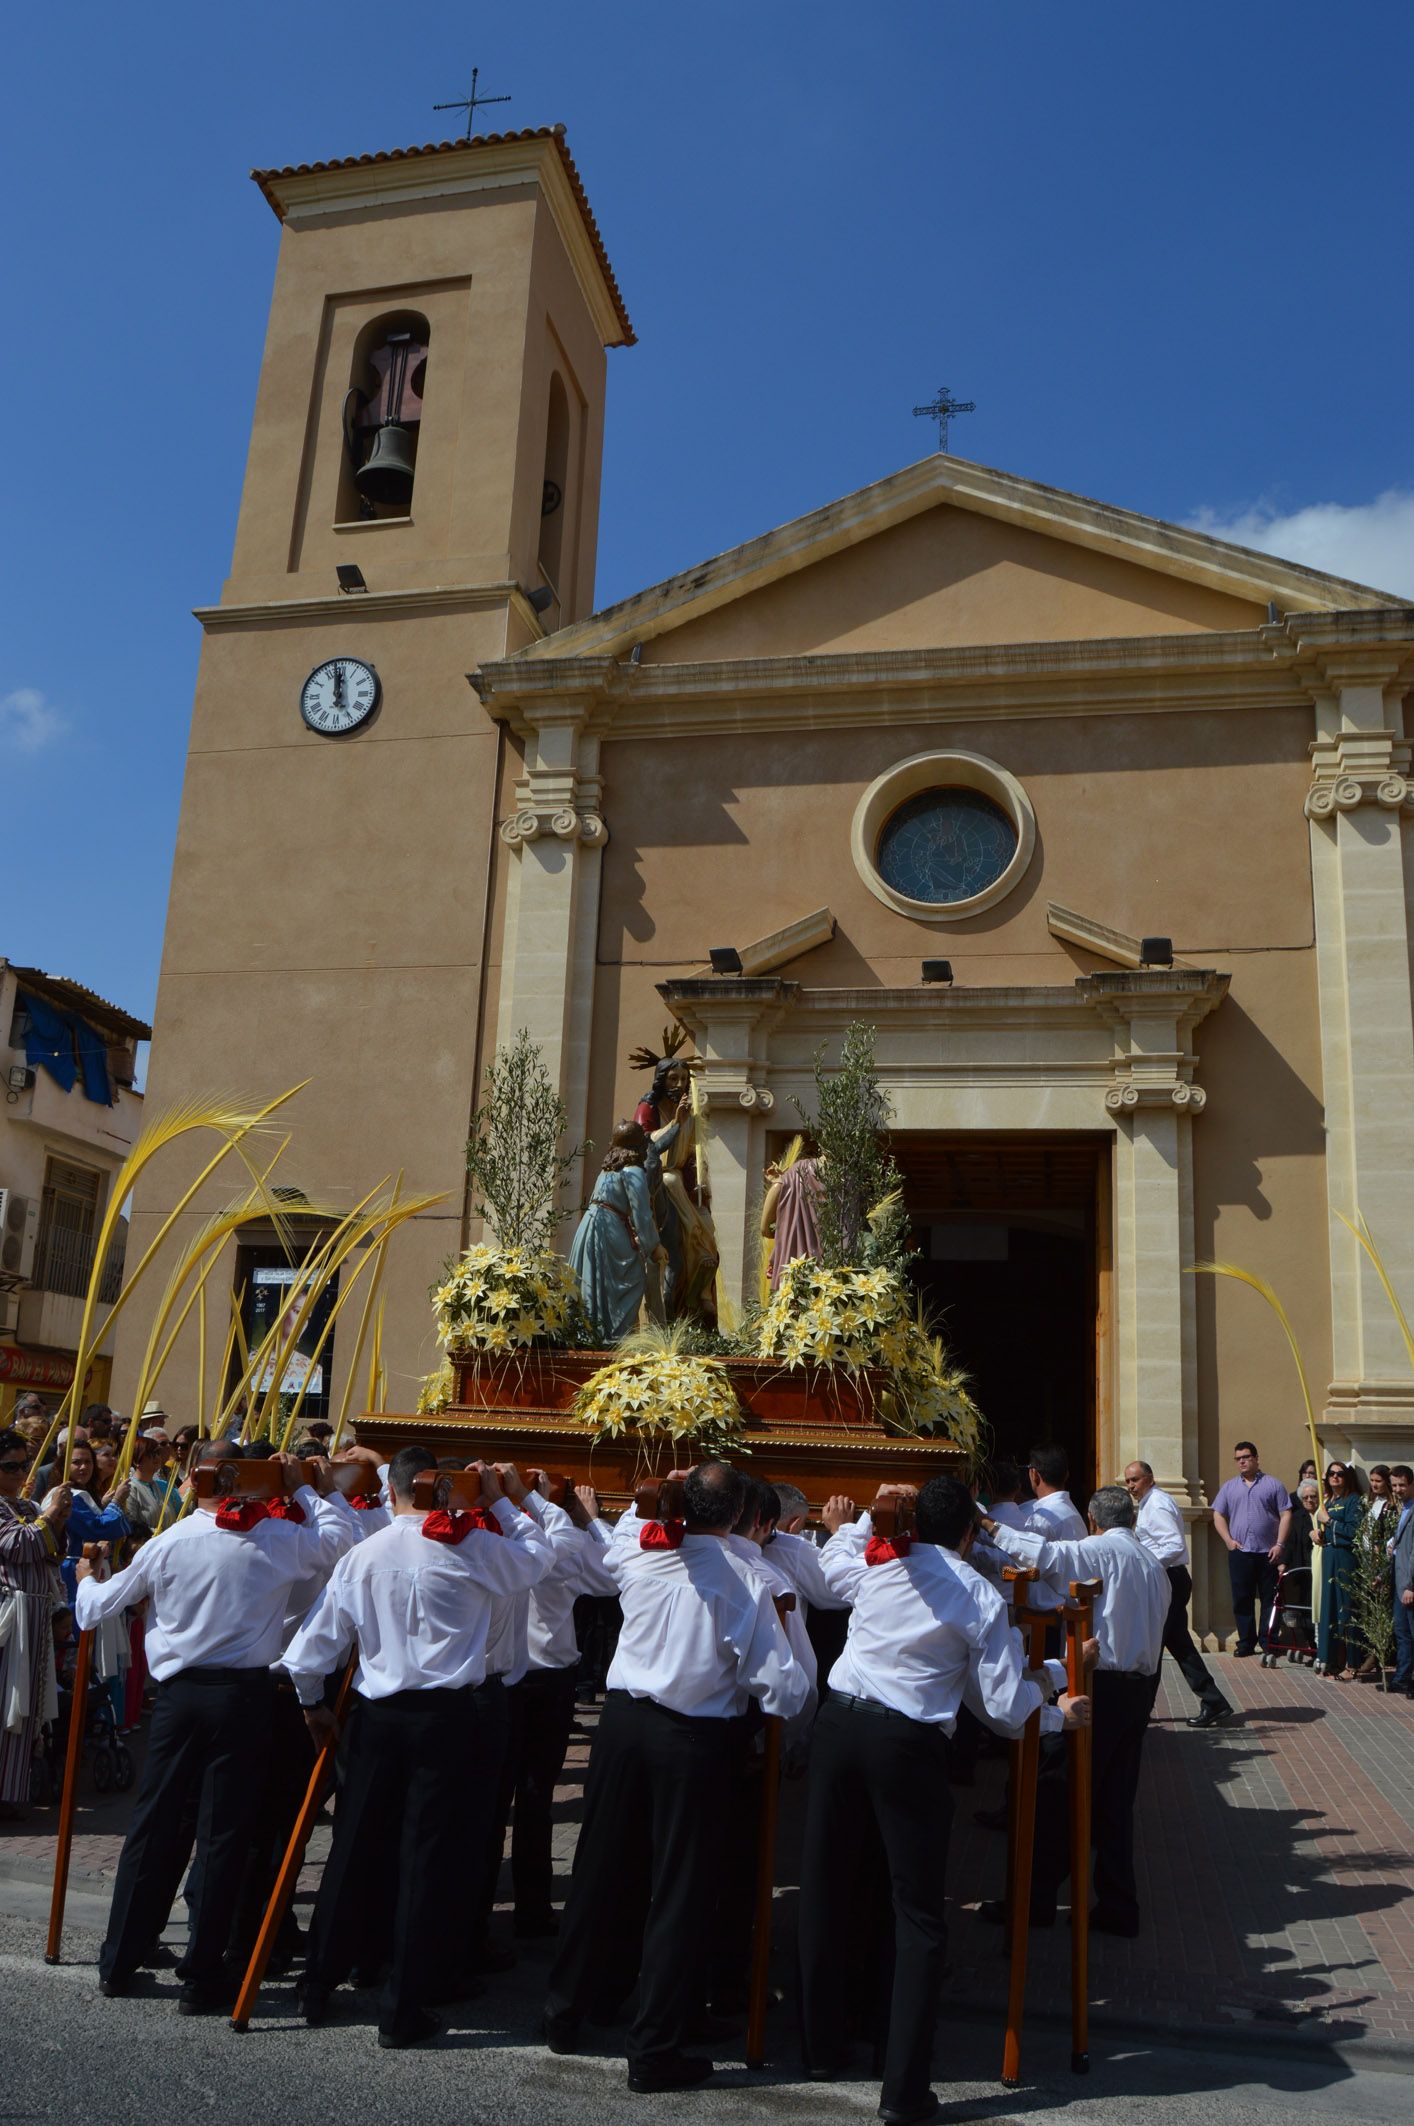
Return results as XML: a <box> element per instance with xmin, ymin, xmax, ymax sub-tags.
<box><xmin>834</xmin><ymin>1690</ymin><xmax>936</xmax><ymax>1727</ymax></box>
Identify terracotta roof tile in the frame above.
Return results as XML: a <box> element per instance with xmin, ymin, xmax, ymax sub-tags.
<box><xmin>250</xmin><ymin>125</ymin><xmax>634</xmax><ymax>345</ymax></box>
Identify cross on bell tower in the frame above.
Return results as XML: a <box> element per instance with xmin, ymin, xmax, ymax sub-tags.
<box><xmin>433</xmin><ymin>66</ymin><xmax>511</xmax><ymax>141</ymax></box>
<box><xmin>912</xmin><ymin>383</ymin><xmax>976</xmax><ymax>454</ymax></box>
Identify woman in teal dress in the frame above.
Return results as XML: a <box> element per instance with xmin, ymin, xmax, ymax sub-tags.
<box><xmin>1314</xmin><ymin>1461</ymin><xmax>1363</xmax><ymax>1678</ymax></box>
<box><xmin>569</xmin><ymin>1121</ymin><xmax>667</xmax><ymax>1345</ymax></box>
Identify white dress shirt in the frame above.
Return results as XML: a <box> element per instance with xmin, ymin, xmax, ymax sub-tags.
<box><xmin>1018</xmin><ymin>1489</ymin><xmax>1089</xmax><ymax>1610</ymax></box>
<box><xmin>526</xmin><ymin>1512</ymin><xmax>617</xmax><ymax>1673</ymax></box>
<box><xmin>727</xmin><ymin>1532</ymin><xmax>819</xmax><ymax>1713</ymax></box>
<box><xmin>485</xmin><ymin>1490</ymin><xmax>584</xmax><ymax>1684</ymax></box>
<box><xmin>75</xmin><ymin>1487</ymin><xmax>342</xmax><ymax>1680</ymax></box>
<box><xmin>986</xmin><ymin>1521</ymin><xmax>1170</xmax><ymax>1675</ymax></box>
<box><xmin>603</xmin><ymin>1529</ymin><xmax>808</xmax><ymax>1720</ymax></box>
<box><xmin>765</xmin><ymin>1527</ymin><xmax>851</xmax><ymax>1615</ymax></box>
<box><xmin>1133</xmin><ymin>1483</ymin><xmax>1190</xmax><ymax>1568</ymax></box>
<box><xmin>819</xmin><ymin>1521</ymin><xmax>1061</xmax><ymax>1736</ymax></box>
<box><xmin>280</xmin><ymin>1500</ymin><xmax>552</xmax><ymax>1705</ymax></box>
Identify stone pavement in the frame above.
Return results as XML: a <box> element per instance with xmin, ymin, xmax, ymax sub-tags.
<box><xmin>3</xmin><ymin>1654</ymin><xmax>1412</xmax><ymax>2067</ymax></box>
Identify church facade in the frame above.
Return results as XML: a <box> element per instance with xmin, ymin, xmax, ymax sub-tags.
<box><xmin>118</xmin><ymin>128</ymin><xmax>1414</xmax><ymax>1633</ymax></box>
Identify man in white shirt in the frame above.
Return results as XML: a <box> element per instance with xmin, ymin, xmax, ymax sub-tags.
<box><xmin>74</xmin><ymin>1444</ymin><xmax>346</xmax><ymax>2011</ymax></box>
<box><xmin>800</xmin><ymin>1475</ymin><xmax>1088</xmax><ymax>2125</ymax></box>
<box><xmin>280</xmin><ymin>1446</ymin><xmax>552</xmax><ymax>2049</ymax></box>
<box><xmin>543</xmin><ymin>1459</ymin><xmax>807</xmax><ymax>2095</ymax></box>
<box><xmin>1124</xmin><ymin>1459</ymin><xmax>1232</xmax><ymax>1728</ymax></box>
<box><xmin>977</xmin><ymin>1483</ymin><xmax>1170</xmax><ymax>1938</ymax></box>
<box><xmin>1019</xmin><ymin>1444</ymin><xmax>1088</xmax><ymax>1617</ymax></box>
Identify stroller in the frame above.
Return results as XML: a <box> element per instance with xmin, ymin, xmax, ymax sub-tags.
<box><xmin>1263</xmin><ymin>1563</ymin><xmax>1316</xmax><ymax>1668</ymax></box>
<box><xmin>30</xmin><ymin>1643</ymin><xmax>135</xmax><ymax>1805</ymax></box>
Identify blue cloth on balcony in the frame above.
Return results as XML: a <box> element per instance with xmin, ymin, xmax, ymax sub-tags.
<box><xmin>20</xmin><ymin>990</ymin><xmax>77</xmax><ymax>1092</ymax></box>
<box><xmin>73</xmin><ymin>1016</ymin><xmax>113</xmax><ymax>1105</ymax></box>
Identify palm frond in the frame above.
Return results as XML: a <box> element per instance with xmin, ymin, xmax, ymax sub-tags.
<box><xmin>1190</xmin><ymin>1260</ymin><xmax>1321</xmax><ymax>1472</ymax></box>
<box><xmin>1335</xmin><ymin>1210</ymin><xmax>1414</xmax><ymax>1375</ymax></box>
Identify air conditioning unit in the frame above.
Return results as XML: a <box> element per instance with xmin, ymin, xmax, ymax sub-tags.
<box><xmin>0</xmin><ymin>1190</ymin><xmax>38</xmax><ymax>1280</ymax></box>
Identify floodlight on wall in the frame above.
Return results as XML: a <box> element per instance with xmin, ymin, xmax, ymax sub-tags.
<box><xmin>709</xmin><ymin>947</ymin><xmax>744</xmax><ymax>975</ymax></box>
<box><xmin>921</xmin><ymin>959</ymin><xmax>954</xmax><ymax>985</ymax></box>
<box><xmin>527</xmin><ymin>585</ymin><xmax>556</xmax><ymax>615</ymax></box>
<box><xmin>336</xmin><ymin>564</ymin><xmax>367</xmax><ymax>593</ymax></box>
<box><xmin>1139</xmin><ymin>936</ymin><xmax>1174</xmax><ymax>968</ymax></box>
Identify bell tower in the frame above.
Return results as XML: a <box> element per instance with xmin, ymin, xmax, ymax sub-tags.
<box><xmin>116</xmin><ymin>128</ymin><xmax>633</xmax><ymax>1418</ymax></box>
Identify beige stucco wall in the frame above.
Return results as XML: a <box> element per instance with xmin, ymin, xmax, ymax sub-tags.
<box><xmin>641</xmin><ymin>507</ymin><xmax>1267</xmax><ymax>660</ymax></box>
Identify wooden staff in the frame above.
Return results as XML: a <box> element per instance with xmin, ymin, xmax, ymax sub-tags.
<box><xmin>1064</xmin><ymin>1577</ymin><xmax>1101</xmax><ymax>2076</ymax></box>
<box><xmin>230</xmin><ymin>1658</ymin><xmax>356</xmax><ymax>2032</ymax></box>
<box><xmin>46</xmin><ymin>1542</ymin><xmax>102</xmax><ymax>1964</ymax></box>
<box><xmin>745</xmin><ymin>1588</ymin><xmax>795</xmax><ymax>2069</ymax></box>
<box><xmin>1001</xmin><ymin>1568</ymin><xmax>1047</xmax><ymax>2088</ymax></box>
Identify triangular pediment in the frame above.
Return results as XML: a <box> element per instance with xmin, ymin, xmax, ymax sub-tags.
<box><xmin>512</xmin><ymin>454</ymin><xmax>1397</xmax><ymax>664</ymax></box>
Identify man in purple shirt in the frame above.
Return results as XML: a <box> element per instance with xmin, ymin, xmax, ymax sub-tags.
<box><xmin>1212</xmin><ymin>1441</ymin><xmax>1293</xmax><ymax>1657</ymax></box>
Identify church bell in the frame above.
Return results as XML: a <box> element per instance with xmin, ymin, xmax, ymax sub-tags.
<box><xmin>355</xmin><ymin>422</ymin><xmax>418</xmax><ymax>509</ymax></box>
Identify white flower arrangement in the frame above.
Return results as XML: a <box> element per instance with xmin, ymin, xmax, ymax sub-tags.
<box><xmin>574</xmin><ymin>1325</ymin><xmax>746</xmax><ymax>1457</ymax></box>
<box><xmin>756</xmin><ymin>1258</ymin><xmax>983</xmax><ymax>1448</ymax></box>
<box><xmin>431</xmin><ymin>1243</ymin><xmax>591</xmax><ymax>1355</ymax></box>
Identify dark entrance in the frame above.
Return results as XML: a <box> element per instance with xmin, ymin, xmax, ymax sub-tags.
<box><xmin>892</xmin><ymin>1134</ymin><xmax>1105</xmax><ymax>1502</ymax></box>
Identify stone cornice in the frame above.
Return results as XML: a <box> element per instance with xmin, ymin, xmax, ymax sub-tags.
<box><xmin>199</xmin><ymin>581</ymin><xmax>545</xmax><ymax>637</ymax></box>
<box><xmin>471</xmin><ymin>615</ymin><xmax>1414</xmax><ymax>739</ymax></box>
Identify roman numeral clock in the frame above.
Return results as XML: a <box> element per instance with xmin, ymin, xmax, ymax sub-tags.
<box><xmin>300</xmin><ymin>657</ymin><xmax>381</xmax><ymax>735</ymax></box>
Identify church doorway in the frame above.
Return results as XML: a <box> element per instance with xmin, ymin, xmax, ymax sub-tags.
<box><xmin>892</xmin><ymin>1134</ymin><xmax>1108</xmax><ymax>1503</ymax></box>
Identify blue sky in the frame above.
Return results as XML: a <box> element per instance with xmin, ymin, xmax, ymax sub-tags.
<box><xmin>7</xmin><ymin>1</ymin><xmax>1413</xmax><ymax>1040</ymax></box>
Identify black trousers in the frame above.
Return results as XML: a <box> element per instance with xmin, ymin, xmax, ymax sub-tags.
<box><xmin>100</xmin><ymin>1667</ymin><xmax>275</xmax><ymax>1988</ymax></box>
<box><xmin>509</xmin><ymin>1663</ymin><xmax>580</xmax><ymax>1923</ymax></box>
<box><xmin>1163</xmin><ymin>1565</ymin><xmax>1227</xmax><ymax>1712</ymax></box>
<box><xmin>1229</xmin><ymin>1549</ymin><xmax>1278</xmax><ymax>1652</ymax></box>
<box><xmin>798</xmin><ymin>1695</ymin><xmax>953</xmax><ymax>2114</ymax></box>
<box><xmin>545</xmin><ymin>1691</ymin><xmax>742</xmax><ymax>2070</ymax></box>
<box><xmin>1033</xmin><ymin>1669</ymin><xmax>1157</xmax><ymax>1927</ymax></box>
<box><xmin>305</xmin><ymin>1685</ymin><xmax>480</xmax><ymax>2037</ymax></box>
<box><xmin>468</xmin><ymin>1674</ymin><xmax>513</xmax><ymax>1951</ymax></box>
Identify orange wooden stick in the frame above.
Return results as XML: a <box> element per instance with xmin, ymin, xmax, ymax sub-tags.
<box><xmin>745</xmin><ymin>1588</ymin><xmax>795</xmax><ymax>2069</ymax></box>
<box><xmin>1001</xmin><ymin>1569</ymin><xmax>1046</xmax><ymax>2088</ymax></box>
<box><xmin>45</xmin><ymin>1617</ymin><xmax>95</xmax><ymax>1964</ymax></box>
<box><xmin>1065</xmin><ymin>1578</ymin><xmax>1101</xmax><ymax>2076</ymax></box>
<box><xmin>230</xmin><ymin>1660</ymin><xmax>355</xmax><ymax>2032</ymax></box>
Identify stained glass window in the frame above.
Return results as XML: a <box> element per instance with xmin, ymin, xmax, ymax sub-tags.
<box><xmin>876</xmin><ymin>787</ymin><xmax>1017</xmax><ymax>906</ymax></box>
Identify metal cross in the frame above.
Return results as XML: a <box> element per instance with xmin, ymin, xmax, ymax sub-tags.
<box><xmin>434</xmin><ymin>66</ymin><xmax>511</xmax><ymax>142</ymax></box>
<box><xmin>912</xmin><ymin>384</ymin><xmax>976</xmax><ymax>454</ymax></box>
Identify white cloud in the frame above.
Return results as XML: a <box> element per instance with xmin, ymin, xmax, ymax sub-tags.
<box><xmin>1186</xmin><ymin>490</ymin><xmax>1414</xmax><ymax>599</ymax></box>
<box><xmin>0</xmin><ymin>687</ymin><xmax>66</xmax><ymax>753</ymax></box>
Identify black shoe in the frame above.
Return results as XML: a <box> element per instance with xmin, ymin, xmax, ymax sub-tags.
<box><xmin>296</xmin><ymin>1980</ymin><xmax>331</xmax><ymax>2026</ymax></box>
<box><xmin>541</xmin><ymin>2008</ymin><xmax>583</xmax><ymax>2055</ymax></box>
<box><xmin>879</xmin><ymin>2094</ymin><xmax>941</xmax><ymax>2126</ymax></box>
<box><xmin>973</xmin><ymin>1804</ymin><xmax>1008</xmax><ymax>1831</ymax></box>
<box><xmin>99</xmin><ymin>1973</ymin><xmax>133</xmax><ymax>1998</ymax></box>
<box><xmin>807</xmin><ymin>2055</ymin><xmax>851</xmax><ymax>2082</ymax></box>
<box><xmin>378</xmin><ymin>2009</ymin><xmax>441</xmax><ymax>2050</ymax></box>
<box><xmin>514</xmin><ymin>1911</ymin><xmax>559</xmax><ymax>1940</ymax></box>
<box><xmin>1089</xmin><ymin>1906</ymin><xmax>1140</xmax><ymax>1938</ymax></box>
<box><xmin>977</xmin><ymin>1898</ymin><xmax>1054</xmax><ymax>1929</ymax></box>
<box><xmin>1233</xmin><ymin>1646</ymin><xmax>1256</xmax><ymax>1658</ymax></box>
<box><xmin>1187</xmin><ymin>1703</ymin><xmax>1234</xmax><ymax>1728</ymax></box>
<box><xmin>177</xmin><ymin>1979</ymin><xmax>236</xmax><ymax>2016</ymax></box>
<box><xmin>626</xmin><ymin>2053</ymin><xmax>714</xmax><ymax>2094</ymax></box>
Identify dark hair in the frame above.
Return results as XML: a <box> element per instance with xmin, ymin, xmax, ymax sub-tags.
<box><xmin>915</xmin><ymin>1475</ymin><xmax>976</xmax><ymax>1549</ymax></box>
<box><xmin>1369</xmin><ymin>1464</ymin><xmax>1391</xmax><ymax>1487</ymax></box>
<box><xmin>986</xmin><ymin>1461</ymin><xmax>1020</xmax><ymax>1502</ymax></box>
<box><xmin>1298</xmin><ymin>1458</ymin><xmax>1318</xmax><ymax>1481</ymax></box>
<box><xmin>292</xmin><ymin>1437</ymin><xmax>325</xmax><ymax>1459</ymax></box>
<box><xmin>389</xmin><ymin>1445</ymin><xmax>437</xmax><ymax>1501</ymax></box>
<box><xmin>1234</xmin><ymin>1440</ymin><xmax>1258</xmax><ymax>1457</ymax></box>
<box><xmin>601</xmin><ymin>1119</ymin><xmax>648</xmax><ymax>1173</ymax></box>
<box><xmin>684</xmin><ymin>1459</ymin><xmax>746</xmax><ymax>1531</ymax></box>
<box><xmin>243</xmin><ymin>1440</ymin><xmax>275</xmax><ymax>1461</ymax></box>
<box><xmin>80</xmin><ymin>1404</ymin><xmax>112</xmax><ymax>1426</ymax></box>
<box><xmin>1324</xmin><ymin>1461</ymin><xmax>1359</xmax><ymax>1495</ymax></box>
<box><xmin>1027</xmin><ymin>1444</ymin><xmax>1069</xmax><ymax>1489</ymax></box>
<box><xmin>733</xmin><ymin>1476</ymin><xmax>782</xmax><ymax>1535</ymax></box>
<box><xmin>0</xmin><ymin>1431</ymin><xmax>29</xmax><ymax>1465</ymax></box>
<box><xmin>1391</xmin><ymin>1464</ymin><xmax>1414</xmax><ymax>1484</ymax></box>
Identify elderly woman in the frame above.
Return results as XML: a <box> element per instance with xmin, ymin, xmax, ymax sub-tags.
<box><xmin>569</xmin><ymin>1120</ymin><xmax>667</xmax><ymax>1344</ymax></box>
<box><xmin>1314</xmin><ymin>1462</ymin><xmax>1364</xmax><ymax>1679</ymax></box>
<box><xmin>0</xmin><ymin>1433</ymin><xmax>70</xmax><ymax>1816</ymax></box>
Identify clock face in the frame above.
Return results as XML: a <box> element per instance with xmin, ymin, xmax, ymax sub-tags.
<box><xmin>300</xmin><ymin>657</ymin><xmax>380</xmax><ymax>735</ymax></box>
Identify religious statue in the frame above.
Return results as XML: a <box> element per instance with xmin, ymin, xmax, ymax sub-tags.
<box><xmin>568</xmin><ymin>1121</ymin><xmax>668</xmax><ymax>1345</ymax></box>
<box><xmin>629</xmin><ymin>1025</ymin><xmax>720</xmax><ymax>1324</ymax></box>
<box><xmin>760</xmin><ymin>1153</ymin><xmax>825</xmax><ymax>1288</ymax></box>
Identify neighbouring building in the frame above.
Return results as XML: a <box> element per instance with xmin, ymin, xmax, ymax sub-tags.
<box><xmin>116</xmin><ymin>125</ymin><xmax>1414</xmax><ymax>1636</ymax></box>
<box><xmin>0</xmin><ymin>959</ymin><xmax>148</xmax><ymax>1422</ymax></box>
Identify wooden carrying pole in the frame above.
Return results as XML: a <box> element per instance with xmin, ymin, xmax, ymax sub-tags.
<box><xmin>46</xmin><ymin>1543</ymin><xmax>101</xmax><ymax>1965</ymax></box>
<box><xmin>745</xmin><ymin>1589</ymin><xmax>795</xmax><ymax>2069</ymax></box>
<box><xmin>1001</xmin><ymin>1569</ymin><xmax>1047</xmax><ymax>2088</ymax></box>
<box><xmin>230</xmin><ymin>1659</ymin><xmax>356</xmax><ymax>2032</ymax></box>
<box><xmin>1064</xmin><ymin>1578</ymin><xmax>1101</xmax><ymax>2076</ymax></box>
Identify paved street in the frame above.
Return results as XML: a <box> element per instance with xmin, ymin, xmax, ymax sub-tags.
<box><xmin>3</xmin><ymin>1654</ymin><xmax>1412</xmax><ymax>2121</ymax></box>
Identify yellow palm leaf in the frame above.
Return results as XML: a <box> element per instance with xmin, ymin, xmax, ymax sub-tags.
<box><xmin>1190</xmin><ymin>1260</ymin><xmax>1320</xmax><ymax>1473</ymax></box>
<box><xmin>1335</xmin><ymin>1210</ymin><xmax>1414</xmax><ymax>1375</ymax></box>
